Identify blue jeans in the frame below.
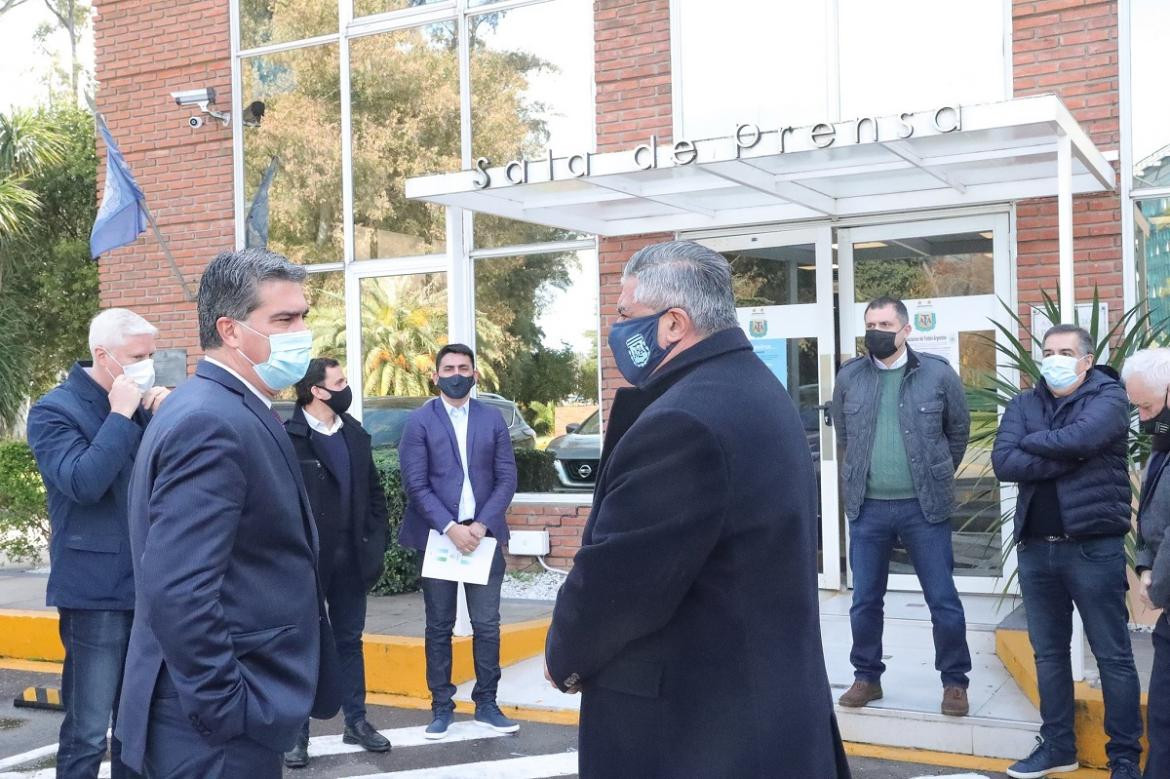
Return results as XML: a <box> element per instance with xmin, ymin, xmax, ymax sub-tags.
<box><xmin>301</xmin><ymin>559</ymin><xmax>369</xmax><ymax>739</ymax></box>
<box><xmin>1147</xmin><ymin>613</ymin><xmax>1170</xmax><ymax>778</ymax></box>
<box><xmin>422</xmin><ymin>547</ymin><xmax>506</xmax><ymax>713</ymax></box>
<box><xmin>849</xmin><ymin>498</ymin><xmax>972</xmax><ymax>687</ymax></box>
<box><xmin>1017</xmin><ymin>536</ymin><xmax>1142</xmax><ymax>764</ymax></box>
<box><xmin>56</xmin><ymin>608</ymin><xmax>138</xmax><ymax>779</ymax></box>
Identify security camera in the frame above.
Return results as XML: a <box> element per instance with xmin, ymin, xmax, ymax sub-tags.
<box><xmin>188</xmin><ymin>116</ymin><xmax>204</xmax><ymax>129</ymax></box>
<box><xmin>172</xmin><ymin>88</ymin><xmax>216</xmax><ymax>108</ymax></box>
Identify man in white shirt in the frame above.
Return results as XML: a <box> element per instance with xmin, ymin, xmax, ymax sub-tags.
<box><xmin>397</xmin><ymin>344</ymin><xmax>519</xmax><ymax>740</ymax></box>
<box><xmin>282</xmin><ymin>358</ymin><xmax>391</xmax><ymax>767</ymax></box>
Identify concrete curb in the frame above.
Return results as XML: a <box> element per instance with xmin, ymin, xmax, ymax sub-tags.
<box><xmin>0</xmin><ymin>609</ymin><xmax>551</xmax><ymax>699</ymax></box>
<box><xmin>996</xmin><ymin>626</ymin><xmax>1149</xmax><ymax>770</ymax></box>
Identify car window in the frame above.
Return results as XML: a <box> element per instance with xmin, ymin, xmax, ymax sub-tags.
<box><xmin>579</xmin><ymin>411</ymin><xmax>600</xmax><ymax>435</ymax></box>
<box><xmin>366</xmin><ymin>407</ymin><xmax>413</xmax><ymax>450</ymax></box>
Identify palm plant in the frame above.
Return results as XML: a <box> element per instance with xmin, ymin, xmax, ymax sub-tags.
<box><xmin>962</xmin><ymin>287</ymin><xmax>1166</xmax><ymax>588</ymax></box>
<box><xmin>0</xmin><ymin>110</ymin><xmax>66</xmax><ymax>246</ymax></box>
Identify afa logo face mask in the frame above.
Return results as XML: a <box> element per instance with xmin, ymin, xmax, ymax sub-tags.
<box><xmin>607</xmin><ymin>309</ymin><xmax>676</xmax><ymax>387</ymax></box>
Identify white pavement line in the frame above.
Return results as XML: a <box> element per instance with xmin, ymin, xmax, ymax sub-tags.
<box><xmin>309</xmin><ymin>721</ymin><xmax>509</xmax><ymax>757</ymax></box>
<box><xmin>909</xmin><ymin>775</ymin><xmax>989</xmax><ymax>779</ymax></box>
<box><xmin>340</xmin><ymin>751</ymin><xmax>578</xmax><ymax>779</ymax></box>
<box><xmin>0</xmin><ymin>744</ymin><xmax>57</xmax><ymax>772</ymax></box>
<box><xmin>4</xmin><ymin>766</ymin><xmax>109</xmax><ymax>779</ymax></box>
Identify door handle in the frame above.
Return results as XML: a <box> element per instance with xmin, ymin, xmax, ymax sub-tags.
<box><xmin>814</xmin><ymin>402</ymin><xmax>833</xmax><ymax>427</ymax></box>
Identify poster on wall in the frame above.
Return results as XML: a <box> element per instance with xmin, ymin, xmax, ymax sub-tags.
<box><xmin>1029</xmin><ymin>302</ymin><xmax>1109</xmax><ymax>362</ymax></box>
<box><xmin>736</xmin><ymin>306</ymin><xmax>788</xmax><ymax>387</ymax></box>
<box><xmin>905</xmin><ymin>300</ymin><xmax>960</xmax><ymax>373</ymax></box>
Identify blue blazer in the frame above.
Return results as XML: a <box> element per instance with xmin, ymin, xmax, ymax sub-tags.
<box><xmin>397</xmin><ymin>397</ymin><xmax>517</xmax><ymax>551</ymax></box>
<box><xmin>115</xmin><ymin>361</ymin><xmax>339</xmax><ymax>771</ymax></box>
<box><xmin>27</xmin><ymin>362</ymin><xmax>146</xmax><ymax>610</ymax></box>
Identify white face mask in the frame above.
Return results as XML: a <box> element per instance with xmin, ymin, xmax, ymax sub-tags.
<box><xmin>105</xmin><ymin>353</ymin><xmax>156</xmax><ymax>392</ymax></box>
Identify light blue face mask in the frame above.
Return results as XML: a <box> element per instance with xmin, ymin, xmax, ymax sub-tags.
<box><xmin>1040</xmin><ymin>354</ymin><xmax>1085</xmax><ymax>390</ymax></box>
<box><xmin>235</xmin><ymin>321</ymin><xmax>313</xmax><ymax>391</ymax></box>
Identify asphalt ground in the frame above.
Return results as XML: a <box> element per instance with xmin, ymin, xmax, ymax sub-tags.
<box><xmin>0</xmin><ymin>665</ymin><xmax>1033</xmax><ymax>778</ymax></box>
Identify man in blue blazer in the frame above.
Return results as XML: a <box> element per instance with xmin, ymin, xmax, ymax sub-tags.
<box><xmin>115</xmin><ymin>248</ymin><xmax>340</xmax><ymax>777</ymax></box>
<box><xmin>398</xmin><ymin>343</ymin><xmax>519</xmax><ymax>739</ymax></box>
<box><xmin>28</xmin><ymin>308</ymin><xmax>168</xmax><ymax>779</ymax></box>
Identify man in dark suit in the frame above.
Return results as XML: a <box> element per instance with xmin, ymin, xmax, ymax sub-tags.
<box><xmin>116</xmin><ymin>248</ymin><xmax>339</xmax><ymax>777</ymax></box>
<box><xmin>545</xmin><ymin>240</ymin><xmax>851</xmax><ymax>778</ymax></box>
<box><xmin>398</xmin><ymin>343</ymin><xmax>519</xmax><ymax>740</ymax></box>
<box><xmin>282</xmin><ymin>357</ymin><xmax>391</xmax><ymax>767</ymax></box>
<box><xmin>28</xmin><ymin>308</ymin><xmax>168</xmax><ymax>779</ymax></box>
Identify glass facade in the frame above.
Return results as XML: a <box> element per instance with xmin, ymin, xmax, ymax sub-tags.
<box><xmin>234</xmin><ymin>0</ymin><xmax>598</xmax><ymax>494</ymax></box>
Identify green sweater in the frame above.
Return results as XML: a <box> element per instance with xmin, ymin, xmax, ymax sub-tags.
<box><xmin>866</xmin><ymin>366</ymin><xmax>916</xmax><ymax>500</ymax></box>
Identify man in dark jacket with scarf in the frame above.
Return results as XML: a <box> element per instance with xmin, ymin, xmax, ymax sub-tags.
<box><xmin>282</xmin><ymin>358</ymin><xmax>391</xmax><ymax>766</ymax></box>
<box><xmin>1122</xmin><ymin>347</ymin><xmax>1170</xmax><ymax>779</ymax></box>
<box><xmin>992</xmin><ymin>324</ymin><xmax>1141</xmax><ymax>779</ymax></box>
<box><xmin>545</xmin><ymin>240</ymin><xmax>850</xmax><ymax>778</ymax></box>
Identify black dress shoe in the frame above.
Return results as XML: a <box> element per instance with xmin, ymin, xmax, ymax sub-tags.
<box><xmin>283</xmin><ymin>735</ymin><xmax>309</xmax><ymax>768</ymax></box>
<box><xmin>343</xmin><ymin>719</ymin><xmax>392</xmax><ymax>752</ymax></box>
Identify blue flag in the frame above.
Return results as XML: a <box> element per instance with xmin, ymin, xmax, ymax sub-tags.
<box><xmin>245</xmin><ymin>156</ymin><xmax>279</xmax><ymax>249</ymax></box>
<box><xmin>90</xmin><ymin>121</ymin><xmax>148</xmax><ymax>259</ymax></box>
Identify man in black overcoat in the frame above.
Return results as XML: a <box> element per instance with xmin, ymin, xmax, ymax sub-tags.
<box><xmin>545</xmin><ymin>240</ymin><xmax>851</xmax><ymax>778</ymax></box>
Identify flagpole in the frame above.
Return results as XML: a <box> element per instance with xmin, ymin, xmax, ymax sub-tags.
<box><xmin>139</xmin><ymin>202</ymin><xmax>196</xmax><ymax>302</ymax></box>
<box><xmin>86</xmin><ymin>94</ymin><xmax>196</xmax><ymax>302</ymax></box>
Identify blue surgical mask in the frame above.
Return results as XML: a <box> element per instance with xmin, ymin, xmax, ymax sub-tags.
<box><xmin>235</xmin><ymin>321</ymin><xmax>313</xmax><ymax>391</ymax></box>
<box><xmin>608</xmin><ymin>309</ymin><xmax>676</xmax><ymax>388</ymax></box>
<box><xmin>1040</xmin><ymin>354</ymin><xmax>1084</xmax><ymax>391</ymax></box>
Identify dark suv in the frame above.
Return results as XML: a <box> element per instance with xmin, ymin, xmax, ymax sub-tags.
<box><xmin>273</xmin><ymin>392</ymin><xmax>537</xmax><ymax>451</ymax></box>
<box><xmin>545</xmin><ymin>410</ymin><xmax>602</xmax><ymax>492</ymax></box>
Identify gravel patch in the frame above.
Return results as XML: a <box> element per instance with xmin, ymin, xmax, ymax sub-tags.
<box><xmin>501</xmin><ymin>570</ymin><xmax>565</xmax><ymax>602</ymax></box>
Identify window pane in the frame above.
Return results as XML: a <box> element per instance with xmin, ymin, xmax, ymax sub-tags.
<box><xmin>469</xmin><ymin>0</ymin><xmax>594</xmax><ymax>249</ymax></box>
<box><xmin>1131</xmin><ymin>0</ymin><xmax>1170</xmax><ymax>187</ymax></box>
<box><xmin>239</xmin><ymin>0</ymin><xmax>336</xmax><ymax>50</ymax></box>
<box><xmin>475</xmin><ymin>249</ymin><xmax>600</xmax><ymax>493</ymax></box>
<box><xmin>354</xmin><ymin>0</ymin><xmax>445</xmax><ymax>18</ymax></box>
<box><xmin>838</xmin><ymin>0</ymin><xmax>1005</xmax><ymax>118</ymax></box>
<box><xmin>675</xmin><ymin>0</ymin><xmax>828</xmax><ymax>138</ymax></box>
<box><xmin>351</xmin><ymin>23</ymin><xmax>459</xmax><ymax>259</ymax></box>
<box><xmin>726</xmin><ymin>243</ymin><xmax>818</xmax><ymax>306</ymax></box>
<box><xmin>1135</xmin><ymin>197</ymin><xmax>1170</xmax><ymax>330</ymax></box>
<box><xmin>852</xmin><ymin>232</ymin><xmax>994</xmax><ymax>302</ymax></box>
<box><xmin>243</xmin><ymin>44</ymin><xmax>343</xmax><ymax>265</ymax></box>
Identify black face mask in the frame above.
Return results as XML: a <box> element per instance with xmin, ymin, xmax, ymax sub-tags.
<box><xmin>1142</xmin><ymin>392</ymin><xmax>1170</xmax><ymax>450</ymax></box>
<box><xmin>437</xmin><ymin>374</ymin><xmax>475</xmax><ymax>400</ymax></box>
<box><xmin>864</xmin><ymin>329</ymin><xmax>900</xmax><ymax>361</ymax></box>
<box><xmin>316</xmin><ymin>384</ymin><xmax>352</xmax><ymax>415</ymax></box>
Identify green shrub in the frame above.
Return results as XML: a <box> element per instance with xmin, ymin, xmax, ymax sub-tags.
<box><xmin>371</xmin><ymin>450</ymin><xmax>420</xmax><ymax>595</ymax></box>
<box><xmin>514</xmin><ymin>447</ymin><xmax>557</xmax><ymax>492</ymax></box>
<box><xmin>0</xmin><ymin>441</ymin><xmax>50</xmax><ymax>562</ymax></box>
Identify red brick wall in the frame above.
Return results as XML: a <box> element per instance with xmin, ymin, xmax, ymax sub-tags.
<box><xmin>1013</xmin><ymin>0</ymin><xmax>1122</xmax><ymax>330</ymax></box>
<box><xmin>93</xmin><ymin>0</ymin><xmax>234</xmax><ymax>370</ymax></box>
<box><xmin>502</xmin><ymin>0</ymin><xmax>676</xmax><ymax>569</ymax></box>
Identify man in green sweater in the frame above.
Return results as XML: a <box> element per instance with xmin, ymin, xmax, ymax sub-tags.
<box><xmin>832</xmin><ymin>297</ymin><xmax>972</xmax><ymax>717</ymax></box>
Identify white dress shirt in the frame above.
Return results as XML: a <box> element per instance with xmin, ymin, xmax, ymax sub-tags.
<box><xmin>204</xmin><ymin>357</ymin><xmax>272</xmax><ymax>408</ymax></box>
<box><xmin>303</xmin><ymin>407</ymin><xmax>344</xmax><ymax>436</ymax></box>
<box><xmin>442</xmin><ymin>398</ymin><xmax>477</xmax><ymax>532</ymax></box>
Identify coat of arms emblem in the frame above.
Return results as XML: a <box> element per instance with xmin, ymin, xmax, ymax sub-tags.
<box><xmin>626</xmin><ymin>334</ymin><xmax>652</xmax><ymax>367</ymax></box>
<box><xmin>748</xmin><ymin>312</ymin><xmax>768</xmax><ymax>338</ymax></box>
<box><xmin>915</xmin><ymin>311</ymin><xmax>937</xmax><ymax>332</ymax></box>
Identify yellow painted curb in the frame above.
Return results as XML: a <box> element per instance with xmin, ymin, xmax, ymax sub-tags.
<box><xmin>997</xmin><ymin>626</ymin><xmax>1149</xmax><ymax>770</ymax></box>
<box><xmin>365</xmin><ymin>691</ymin><xmax>580</xmax><ymax>726</ymax></box>
<box><xmin>844</xmin><ymin>742</ymin><xmax>1109</xmax><ymax>777</ymax></box>
<box><xmin>0</xmin><ymin>609</ymin><xmax>64</xmax><ymax>662</ymax></box>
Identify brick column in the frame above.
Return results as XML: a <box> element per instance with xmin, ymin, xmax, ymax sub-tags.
<box><xmin>1013</xmin><ymin>0</ymin><xmax>1122</xmax><ymax>330</ymax></box>
<box><xmin>93</xmin><ymin>0</ymin><xmax>235</xmax><ymax>371</ymax></box>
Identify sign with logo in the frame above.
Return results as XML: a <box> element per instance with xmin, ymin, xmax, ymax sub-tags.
<box><xmin>737</xmin><ymin>306</ymin><xmax>789</xmax><ymax>387</ymax></box>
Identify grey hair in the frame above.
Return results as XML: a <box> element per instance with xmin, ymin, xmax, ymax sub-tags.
<box><xmin>622</xmin><ymin>240</ymin><xmax>738</xmax><ymax>336</ymax></box>
<box><xmin>1122</xmin><ymin>348</ymin><xmax>1170</xmax><ymax>392</ymax></box>
<box><xmin>88</xmin><ymin>308</ymin><xmax>158</xmax><ymax>356</ymax></box>
<box><xmin>197</xmin><ymin>248</ymin><xmax>307</xmax><ymax>349</ymax></box>
<box><xmin>1042</xmin><ymin>324</ymin><xmax>1093</xmax><ymax>357</ymax></box>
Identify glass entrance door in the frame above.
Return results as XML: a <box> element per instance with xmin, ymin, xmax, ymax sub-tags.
<box><xmin>836</xmin><ymin>213</ymin><xmax>1016</xmax><ymax>595</ymax></box>
<box><xmin>699</xmin><ymin>226</ymin><xmax>842</xmax><ymax>589</ymax></box>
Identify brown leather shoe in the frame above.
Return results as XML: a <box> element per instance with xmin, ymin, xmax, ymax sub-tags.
<box><xmin>941</xmin><ymin>686</ymin><xmax>969</xmax><ymax>716</ymax></box>
<box><xmin>837</xmin><ymin>680</ymin><xmax>883</xmax><ymax>708</ymax></box>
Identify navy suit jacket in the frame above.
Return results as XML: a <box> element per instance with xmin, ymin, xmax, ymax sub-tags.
<box><xmin>116</xmin><ymin>361</ymin><xmax>339</xmax><ymax>771</ymax></box>
<box><xmin>27</xmin><ymin>362</ymin><xmax>146</xmax><ymax>610</ymax></box>
<box><xmin>397</xmin><ymin>397</ymin><xmax>517</xmax><ymax>551</ymax></box>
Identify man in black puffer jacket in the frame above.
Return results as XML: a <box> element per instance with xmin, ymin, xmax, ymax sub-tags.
<box><xmin>992</xmin><ymin>324</ymin><xmax>1142</xmax><ymax>779</ymax></box>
